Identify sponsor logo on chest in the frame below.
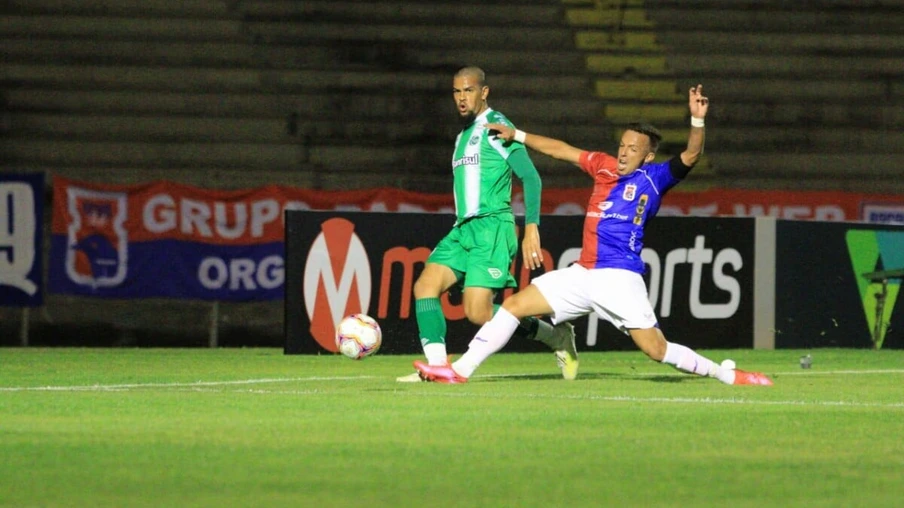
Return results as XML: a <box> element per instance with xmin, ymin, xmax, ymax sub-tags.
<box><xmin>453</xmin><ymin>154</ymin><xmax>480</xmax><ymax>169</ymax></box>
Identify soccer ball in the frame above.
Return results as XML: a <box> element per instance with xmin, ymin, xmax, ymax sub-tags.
<box><xmin>335</xmin><ymin>314</ymin><xmax>382</xmax><ymax>359</ymax></box>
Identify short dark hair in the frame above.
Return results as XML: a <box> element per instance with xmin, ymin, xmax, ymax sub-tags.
<box><xmin>624</xmin><ymin>122</ymin><xmax>661</xmax><ymax>154</ymax></box>
<box><xmin>454</xmin><ymin>66</ymin><xmax>486</xmax><ymax>87</ymax></box>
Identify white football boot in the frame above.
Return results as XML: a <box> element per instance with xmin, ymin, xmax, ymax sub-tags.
<box><xmin>553</xmin><ymin>323</ymin><xmax>578</xmax><ymax>380</ymax></box>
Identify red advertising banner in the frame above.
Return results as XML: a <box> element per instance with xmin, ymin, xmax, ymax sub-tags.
<box><xmin>511</xmin><ymin>187</ymin><xmax>901</xmax><ymax>223</ymax></box>
<box><xmin>47</xmin><ymin>178</ymin><xmax>464</xmax><ymax>300</ymax></box>
<box><xmin>47</xmin><ymin>176</ymin><xmax>901</xmax><ymax>301</ymax></box>
<box><xmin>524</xmin><ymin>187</ymin><xmax>901</xmax><ymax>223</ymax></box>
<box><xmin>49</xmin><ymin>177</ymin><xmax>902</xmax><ymax>229</ymax></box>
<box><xmin>654</xmin><ymin>188</ymin><xmax>903</xmax><ymax>223</ymax></box>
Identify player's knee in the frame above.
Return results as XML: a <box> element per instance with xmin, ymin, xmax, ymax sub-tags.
<box><xmin>500</xmin><ymin>294</ymin><xmax>529</xmax><ymax>318</ymax></box>
<box><xmin>413</xmin><ymin>275</ymin><xmax>439</xmax><ymax>299</ymax></box>
<box><xmin>464</xmin><ymin>305</ymin><xmax>493</xmax><ymax>325</ymax></box>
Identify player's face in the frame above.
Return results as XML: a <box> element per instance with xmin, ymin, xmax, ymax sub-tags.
<box><xmin>452</xmin><ymin>75</ymin><xmax>489</xmax><ymax>122</ymax></box>
<box><xmin>616</xmin><ymin>130</ymin><xmax>655</xmax><ymax>175</ymax></box>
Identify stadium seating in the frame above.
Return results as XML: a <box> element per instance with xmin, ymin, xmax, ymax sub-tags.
<box><xmin>5</xmin><ymin>0</ymin><xmax>904</xmax><ymax>192</ymax></box>
<box><xmin>1</xmin><ymin>0</ymin><xmax>609</xmax><ymax>192</ymax></box>
<box><xmin>571</xmin><ymin>0</ymin><xmax>904</xmax><ymax>192</ymax></box>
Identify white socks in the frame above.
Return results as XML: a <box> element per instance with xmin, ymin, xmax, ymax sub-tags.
<box><xmin>423</xmin><ymin>343</ymin><xmax>448</xmax><ymax>366</ymax></box>
<box><xmin>661</xmin><ymin>341</ymin><xmax>733</xmax><ymax>384</ymax></box>
<box><xmin>452</xmin><ymin>308</ymin><xmax>521</xmax><ymax>378</ymax></box>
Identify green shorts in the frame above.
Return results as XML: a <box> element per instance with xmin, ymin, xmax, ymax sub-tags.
<box><xmin>427</xmin><ymin>213</ymin><xmax>518</xmax><ymax>289</ymax></box>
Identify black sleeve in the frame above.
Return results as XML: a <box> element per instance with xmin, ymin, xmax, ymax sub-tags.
<box><xmin>669</xmin><ymin>156</ymin><xmax>693</xmax><ymax>180</ymax></box>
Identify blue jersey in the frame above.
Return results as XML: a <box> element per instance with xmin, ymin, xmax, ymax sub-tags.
<box><xmin>577</xmin><ymin>151</ymin><xmax>681</xmax><ymax>273</ymax></box>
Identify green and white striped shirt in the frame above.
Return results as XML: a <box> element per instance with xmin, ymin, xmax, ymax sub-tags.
<box><xmin>451</xmin><ymin>108</ymin><xmax>524</xmax><ymax>224</ymax></box>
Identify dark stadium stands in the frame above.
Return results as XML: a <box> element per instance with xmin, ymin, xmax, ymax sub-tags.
<box><xmin>4</xmin><ymin>0</ymin><xmax>904</xmax><ymax>192</ymax></box>
<box><xmin>641</xmin><ymin>0</ymin><xmax>904</xmax><ymax>192</ymax></box>
<box><xmin>1</xmin><ymin>0</ymin><xmax>606</xmax><ymax>192</ymax></box>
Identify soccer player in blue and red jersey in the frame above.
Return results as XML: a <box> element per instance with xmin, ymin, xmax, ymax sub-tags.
<box><xmin>415</xmin><ymin>85</ymin><xmax>773</xmax><ymax>386</ymax></box>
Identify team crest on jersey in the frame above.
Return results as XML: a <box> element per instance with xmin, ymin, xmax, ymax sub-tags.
<box><xmin>623</xmin><ymin>184</ymin><xmax>637</xmax><ymax>201</ymax></box>
<box><xmin>65</xmin><ymin>187</ymin><xmax>128</xmax><ymax>288</ymax></box>
<box><xmin>468</xmin><ymin>135</ymin><xmax>480</xmax><ymax>146</ymax></box>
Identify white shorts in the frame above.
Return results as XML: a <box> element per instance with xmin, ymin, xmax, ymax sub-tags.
<box><xmin>531</xmin><ymin>263</ymin><xmax>657</xmax><ymax>334</ymax></box>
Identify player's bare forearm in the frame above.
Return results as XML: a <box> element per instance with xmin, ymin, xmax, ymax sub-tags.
<box><xmin>521</xmin><ymin>223</ymin><xmax>543</xmax><ymax>270</ymax></box>
<box><xmin>681</xmin><ymin>126</ymin><xmax>705</xmax><ymax>167</ymax></box>
<box><xmin>680</xmin><ymin>84</ymin><xmax>708</xmax><ymax>168</ymax></box>
<box><xmin>486</xmin><ymin>123</ymin><xmax>583</xmax><ymax>165</ymax></box>
<box><xmin>523</xmin><ymin>133</ymin><xmax>583</xmax><ymax>165</ymax></box>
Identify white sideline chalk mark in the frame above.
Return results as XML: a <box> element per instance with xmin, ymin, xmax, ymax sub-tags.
<box><xmin>159</xmin><ymin>387</ymin><xmax>904</xmax><ymax>409</ymax></box>
<box><xmin>475</xmin><ymin>368</ymin><xmax>904</xmax><ymax>380</ymax></box>
<box><xmin>405</xmin><ymin>392</ymin><xmax>904</xmax><ymax>409</ymax></box>
<box><xmin>0</xmin><ymin>376</ymin><xmax>377</xmax><ymax>392</ymax></box>
<box><xmin>764</xmin><ymin>369</ymin><xmax>904</xmax><ymax>376</ymax></box>
<box><xmin>2</xmin><ymin>383</ymin><xmax>902</xmax><ymax>409</ymax></box>
<box><xmin>0</xmin><ymin>368</ymin><xmax>902</xmax><ymax>393</ymax></box>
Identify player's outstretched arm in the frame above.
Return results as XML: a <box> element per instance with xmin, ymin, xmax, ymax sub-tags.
<box><xmin>487</xmin><ymin>123</ymin><xmax>584</xmax><ymax>166</ymax></box>
<box><xmin>680</xmin><ymin>84</ymin><xmax>708</xmax><ymax>167</ymax></box>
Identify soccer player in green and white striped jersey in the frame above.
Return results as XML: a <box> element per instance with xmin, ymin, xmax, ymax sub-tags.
<box><xmin>397</xmin><ymin>67</ymin><xmax>578</xmax><ymax>382</ymax></box>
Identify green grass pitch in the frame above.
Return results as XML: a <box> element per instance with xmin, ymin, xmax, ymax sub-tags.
<box><xmin>1</xmin><ymin>348</ymin><xmax>903</xmax><ymax>507</ymax></box>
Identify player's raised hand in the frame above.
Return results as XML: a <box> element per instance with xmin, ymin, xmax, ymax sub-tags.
<box><xmin>689</xmin><ymin>84</ymin><xmax>709</xmax><ymax>119</ymax></box>
<box><xmin>486</xmin><ymin>122</ymin><xmax>515</xmax><ymax>142</ymax></box>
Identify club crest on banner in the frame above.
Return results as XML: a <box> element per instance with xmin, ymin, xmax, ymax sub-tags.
<box><xmin>303</xmin><ymin>217</ymin><xmax>372</xmax><ymax>352</ymax></box>
<box><xmin>65</xmin><ymin>187</ymin><xmax>128</xmax><ymax>288</ymax></box>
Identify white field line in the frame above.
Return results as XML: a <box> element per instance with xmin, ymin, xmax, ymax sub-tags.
<box><xmin>484</xmin><ymin>369</ymin><xmax>904</xmax><ymax>379</ymax></box>
<box><xmin>0</xmin><ymin>368</ymin><xmax>902</xmax><ymax>393</ymax></box>
<box><xmin>155</xmin><ymin>387</ymin><xmax>904</xmax><ymax>409</ymax></box>
<box><xmin>0</xmin><ymin>376</ymin><xmax>377</xmax><ymax>392</ymax></box>
<box><xmin>765</xmin><ymin>369</ymin><xmax>904</xmax><ymax>376</ymax></box>
<box><xmin>1</xmin><ymin>373</ymin><xmax>903</xmax><ymax>409</ymax></box>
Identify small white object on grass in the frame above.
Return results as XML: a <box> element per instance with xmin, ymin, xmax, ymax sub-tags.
<box><xmin>720</xmin><ymin>359</ymin><xmax>736</xmax><ymax>370</ymax></box>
